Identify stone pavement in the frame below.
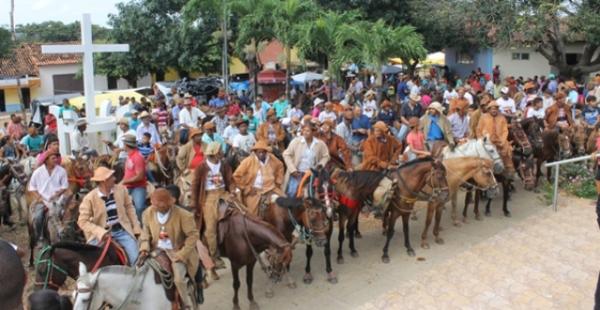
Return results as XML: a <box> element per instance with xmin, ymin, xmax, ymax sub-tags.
<box><xmin>359</xmin><ymin>200</ymin><xmax>600</xmax><ymax>310</ymax></box>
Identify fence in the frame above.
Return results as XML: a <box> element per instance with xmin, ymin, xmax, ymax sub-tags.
<box><xmin>544</xmin><ymin>153</ymin><xmax>598</xmax><ymax>212</ymax></box>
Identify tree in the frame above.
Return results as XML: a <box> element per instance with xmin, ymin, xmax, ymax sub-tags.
<box><xmin>15</xmin><ymin>21</ymin><xmax>110</xmax><ymax>43</ymax></box>
<box><xmin>409</xmin><ymin>0</ymin><xmax>600</xmax><ymax>79</ymax></box>
<box><xmin>0</xmin><ymin>28</ymin><xmax>12</xmax><ymax>58</ymax></box>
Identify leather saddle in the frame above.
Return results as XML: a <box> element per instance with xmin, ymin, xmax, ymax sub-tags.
<box><xmin>148</xmin><ymin>250</ymin><xmax>177</xmax><ymax>302</ymax></box>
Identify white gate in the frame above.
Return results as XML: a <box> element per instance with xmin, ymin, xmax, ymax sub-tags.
<box><xmin>544</xmin><ymin>154</ymin><xmax>597</xmax><ymax>211</ymax></box>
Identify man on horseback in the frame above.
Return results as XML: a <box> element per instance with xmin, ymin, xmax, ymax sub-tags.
<box><xmin>191</xmin><ymin>142</ymin><xmax>233</xmax><ymax>271</ymax></box>
<box><xmin>420</xmin><ymin>102</ymin><xmax>455</xmax><ymax>151</ymax></box>
<box><xmin>233</xmin><ymin>140</ymin><xmax>285</xmax><ymax>216</ymax></box>
<box><xmin>77</xmin><ymin>167</ymin><xmax>141</xmax><ymax>265</ymax></box>
<box><xmin>28</xmin><ymin>150</ymin><xmax>69</xmax><ymax>245</ymax></box>
<box><xmin>120</xmin><ymin>135</ymin><xmax>148</xmax><ymax>220</ymax></box>
<box><xmin>545</xmin><ymin>92</ymin><xmax>574</xmax><ymax>130</ymax></box>
<box><xmin>139</xmin><ymin>188</ymin><xmax>200</xmax><ymax>309</ymax></box>
<box><xmin>362</xmin><ymin>121</ymin><xmax>402</xmax><ymax>171</ymax></box>
<box><xmin>283</xmin><ymin>123</ymin><xmax>330</xmax><ymax>198</ymax></box>
<box><xmin>476</xmin><ymin>101</ymin><xmax>516</xmax><ymax>179</ymax></box>
<box><xmin>256</xmin><ymin>109</ymin><xmax>286</xmax><ymax>150</ymax></box>
<box><xmin>317</xmin><ymin>120</ymin><xmax>353</xmax><ymax>170</ymax></box>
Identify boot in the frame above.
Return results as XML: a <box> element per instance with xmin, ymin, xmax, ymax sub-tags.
<box><xmin>596</xmin><ymin>195</ymin><xmax>600</xmax><ymax>229</ymax></box>
<box><xmin>194</xmin><ymin>268</ymin><xmax>204</xmax><ymax>304</ymax></box>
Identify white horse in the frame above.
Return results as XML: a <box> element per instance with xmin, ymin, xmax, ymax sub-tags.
<box><xmin>442</xmin><ymin>136</ymin><xmax>504</xmax><ymax>174</ymax></box>
<box><xmin>73</xmin><ymin>262</ymin><xmax>173</xmax><ymax>310</ymax></box>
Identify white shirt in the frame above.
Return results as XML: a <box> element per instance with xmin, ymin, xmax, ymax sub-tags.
<box><xmin>318</xmin><ymin>110</ymin><xmax>337</xmax><ymax>123</ymax></box>
<box><xmin>443</xmin><ymin>90</ymin><xmax>458</xmax><ymax>105</ymax></box>
<box><xmin>542</xmin><ymin>97</ymin><xmax>554</xmax><ymax>112</ymax></box>
<box><xmin>464</xmin><ymin>92</ymin><xmax>474</xmax><ymax>106</ymax></box>
<box><xmin>496</xmin><ymin>97</ymin><xmax>516</xmax><ymax>115</ymax></box>
<box><xmin>28</xmin><ymin>165</ymin><xmax>68</xmax><ymax>204</ymax></box>
<box><xmin>115</xmin><ymin>129</ymin><xmax>136</xmax><ymax>159</ymax></box>
<box><xmin>297</xmin><ymin>138</ymin><xmax>317</xmax><ymax>172</ymax></box>
<box><xmin>253</xmin><ymin>156</ymin><xmax>269</xmax><ymax>189</ymax></box>
<box><xmin>72</xmin><ymin>130</ymin><xmax>89</xmax><ymax>152</ymax></box>
<box><xmin>232</xmin><ymin>133</ymin><xmax>256</xmax><ymax>153</ymax></box>
<box><xmin>156</xmin><ymin>210</ymin><xmax>173</xmax><ymax>250</ymax></box>
<box><xmin>526</xmin><ymin>108</ymin><xmax>545</xmax><ymax>119</ymax></box>
<box><xmin>179</xmin><ymin>107</ymin><xmax>206</xmax><ymax>128</ymax></box>
<box><xmin>485</xmin><ymin>80</ymin><xmax>494</xmax><ymax>94</ymax></box>
<box><xmin>222</xmin><ymin>126</ymin><xmax>239</xmax><ymax>144</ymax></box>
<box><xmin>205</xmin><ymin>161</ymin><xmax>225</xmax><ymax>190</ymax></box>
<box><xmin>363</xmin><ymin>100</ymin><xmax>377</xmax><ymax>118</ymax></box>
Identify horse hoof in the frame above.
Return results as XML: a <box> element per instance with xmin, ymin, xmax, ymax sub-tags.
<box><xmin>475</xmin><ymin>214</ymin><xmax>482</xmax><ymax>221</ymax></box>
<box><xmin>421</xmin><ymin>242</ymin><xmax>430</xmax><ymax>249</ymax></box>
<box><xmin>453</xmin><ymin>221</ymin><xmax>461</xmax><ymax>227</ymax></box>
<box><xmin>303</xmin><ymin>273</ymin><xmax>313</xmax><ymax>284</ymax></box>
<box><xmin>350</xmin><ymin>251</ymin><xmax>359</xmax><ymax>258</ymax></box>
<box><xmin>337</xmin><ymin>256</ymin><xmax>344</xmax><ymax>264</ymax></box>
<box><xmin>249</xmin><ymin>301</ymin><xmax>260</xmax><ymax>310</ymax></box>
<box><xmin>287</xmin><ymin>281</ymin><xmax>297</xmax><ymax>289</ymax></box>
<box><xmin>504</xmin><ymin>211</ymin><xmax>512</xmax><ymax>218</ymax></box>
<box><xmin>265</xmin><ymin>290</ymin><xmax>274</xmax><ymax>298</ymax></box>
<box><xmin>407</xmin><ymin>249</ymin><xmax>416</xmax><ymax>257</ymax></box>
<box><xmin>382</xmin><ymin>256</ymin><xmax>390</xmax><ymax>264</ymax></box>
<box><xmin>485</xmin><ymin>211</ymin><xmax>491</xmax><ymax>217</ymax></box>
<box><xmin>327</xmin><ymin>273</ymin><xmax>338</xmax><ymax>284</ymax></box>
<box><xmin>435</xmin><ymin>238</ymin><xmax>445</xmax><ymax>245</ymax></box>
<box><xmin>462</xmin><ymin>217</ymin><xmax>469</xmax><ymax>224</ymax></box>
<box><xmin>233</xmin><ymin>304</ymin><xmax>241</xmax><ymax>310</ymax></box>
<box><xmin>355</xmin><ymin>232</ymin><xmax>362</xmax><ymax>239</ymax></box>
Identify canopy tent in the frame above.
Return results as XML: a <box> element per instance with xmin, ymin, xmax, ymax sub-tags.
<box><xmin>389</xmin><ymin>52</ymin><xmax>445</xmax><ymax>66</ymax></box>
<box><xmin>292</xmin><ymin>72</ymin><xmax>324</xmax><ymax>83</ymax></box>
<box><xmin>68</xmin><ymin>88</ymin><xmax>149</xmax><ymax>110</ymax></box>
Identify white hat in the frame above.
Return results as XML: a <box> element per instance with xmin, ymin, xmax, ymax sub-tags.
<box><xmin>428</xmin><ymin>101</ymin><xmax>444</xmax><ymax>114</ymax></box>
<box><xmin>313</xmin><ymin>98</ymin><xmax>325</xmax><ymax>106</ymax></box>
<box><xmin>500</xmin><ymin>87</ymin><xmax>509</xmax><ymax>94</ymax></box>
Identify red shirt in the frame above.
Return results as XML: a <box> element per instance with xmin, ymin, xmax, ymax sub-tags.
<box><xmin>124</xmin><ymin>149</ymin><xmax>147</xmax><ymax>189</ymax></box>
<box><xmin>45</xmin><ymin>114</ymin><xmax>57</xmax><ymax>132</ymax></box>
<box><xmin>227</xmin><ymin>104</ymin><xmax>241</xmax><ymax>116</ymax></box>
<box><xmin>189</xmin><ymin>144</ymin><xmax>204</xmax><ymax>170</ymax></box>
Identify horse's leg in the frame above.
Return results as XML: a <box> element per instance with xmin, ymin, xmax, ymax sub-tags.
<box><xmin>402</xmin><ymin>213</ymin><xmax>415</xmax><ymax>256</ymax></box>
<box><xmin>354</xmin><ymin>216</ymin><xmax>362</xmax><ymax>239</ymax></box>
<box><xmin>324</xmin><ymin>221</ymin><xmax>337</xmax><ymax>284</ymax></box>
<box><xmin>451</xmin><ymin>191</ymin><xmax>461</xmax><ymax>227</ymax></box>
<box><xmin>28</xmin><ymin>221</ymin><xmax>35</xmax><ymax>267</ymax></box>
<box><xmin>485</xmin><ymin>195</ymin><xmax>493</xmax><ymax>216</ymax></box>
<box><xmin>336</xmin><ymin>211</ymin><xmax>345</xmax><ymax>264</ymax></box>
<box><xmin>433</xmin><ymin>204</ymin><xmax>445</xmax><ymax>244</ymax></box>
<box><xmin>462</xmin><ymin>189</ymin><xmax>472</xmax><ymax>223</ymax></box>
<box><xmin>348</xmin><ymin>209</ymin><xmax>359</xmax><ymax>258</ymax></box>
<box><xmin>246</xmin><ymin>262</ymin><xmax>259</xmax><ymax>310</ymax></box>
<box><xmin>546</xmin><ymin>166</ymin><xmax>552</xmax><ymax>184</ymax></box>
<box><xmin>382</xmin><ymin>209</ymin><xmax>399</xmax><ymax>263</ymax></box>
<box><xmin>474</xmin><ymin>190</ymin><xmax>482</xmax><ymax>220</ymax></box>
<box><xmin>421</xmin><ymin>202</ymin><xmax>435</xmax><ymax>249</ymax></box>
<box><xmin>303</xmin><ymin>245</ymin><xmax>314</xmax><ymax>284</ymax></box>
<box><xmin>503</xmin><ymin>180</ymin><xmax>512</xmax><ymax>217</ymax></box>
<box><xmin>231</xmin><ymin>265</ymin><xmax>241</xmax><ymax>310</ymax></box>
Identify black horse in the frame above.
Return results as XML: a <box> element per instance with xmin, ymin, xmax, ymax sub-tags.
<box><xmin>0</xmin><ymin>239</ymin><xmax>26</xmax><ymax>310</ymax></box>
<box><xmin>29</xmin><ymin>289</ymin><xmax>73</xmax><ymax>310</ymax></box>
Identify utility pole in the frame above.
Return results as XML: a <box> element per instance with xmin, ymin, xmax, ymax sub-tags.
<box><xmin>10</xmin><ymin>0</ymin><xmax>26</xmax><ymax>121</ymax></box>
<box><xmin>10</xmin><ymin>0</ymin><xmax>16</xmax><ymax>41</ymax></box>
<box><xmin>222</xmin><ymin>0</ymin><xmax>229</xmax><ymax>93</ymax></box>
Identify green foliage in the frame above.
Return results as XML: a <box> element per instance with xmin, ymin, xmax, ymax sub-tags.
<box><xmin>15</xmin><ymin>21</ymin><xmax>110</xmax><ymax>43</ymax></box>
<box><xmin>0</xmin><ymin>28</ymin><xmax>12</xmax><ymax>58</ymax></box>
<box><xmin>543</xmin><ymin>163</ymin><xmax>597</xmax><ymax>204</ymax></box>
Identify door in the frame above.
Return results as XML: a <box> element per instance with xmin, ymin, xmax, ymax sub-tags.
<box><xmin>21</xmin><ymin>88</ymin><xmax>31</xmax><ymax>109</ymax></box>
<box><xmin>52</xmin><ymin>74</ymin><xmax>84</xmax><ymax>95</ymax></box>
<box><xmin>0</xmin><ymin>90</ymin><xmax>5</xmax><ymax>112</ymax></box>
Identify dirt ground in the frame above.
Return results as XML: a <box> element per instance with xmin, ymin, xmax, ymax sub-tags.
<box><xmin>0</xmin><ymin>183</ymin><xmax>592</xmax><ymax>309</ymax></box>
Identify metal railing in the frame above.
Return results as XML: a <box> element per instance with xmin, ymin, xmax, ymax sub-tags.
<box><xmin>544</xmin><ymin>153</ymin><xmax>598</xmax><ymax>211</ymax></box>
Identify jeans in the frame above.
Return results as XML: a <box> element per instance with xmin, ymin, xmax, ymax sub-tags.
<box><xmin>146</xmin><ymin>170</ymin><xmax>157</xmax><ymax>184</ymax></box>
<box><xmin>129</xmin><ymin>187</ymin><xmax>147</xmax><ymax>221</ymax></box>
<box><xmin>391</xmin><ymin>124</ymin><xmax>409</xmax><ymax>142</ymax></box>
<box><xmin>286</xmin><ymin>174</ymin><xmax>303</xmax><ymax>198</ymax></box>
<box><xmin>180</xmin><ymin>128</ymin><xmax>189</xmax><ymax>145</ymax></box>
<box><xmin>90</xmin><ymin>229</ymin><xmax>139</xmax><ymax>266</ymax></box>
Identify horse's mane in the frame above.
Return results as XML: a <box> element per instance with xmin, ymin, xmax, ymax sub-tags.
<box><xmin>334</xmin><ymin>170</ymin><xmax>386</xmax><ymax>191</ymax></box>
<box><xmin>397</xmin><ymin>156</ymin><xmax>433</xmax><ymax>169</ymax></box>
<box><xmin>52</xmin><ymin>241</ymin><xmax>101</xmax><ymax>252</ymax></box>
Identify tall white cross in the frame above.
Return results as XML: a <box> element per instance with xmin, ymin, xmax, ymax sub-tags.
<box><xmin>42</xmin><ymin>13</ymin><xmax>129</xmax><ymax>123</ymax></box>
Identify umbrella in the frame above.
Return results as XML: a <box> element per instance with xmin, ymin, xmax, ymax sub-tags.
<box><xmin>292</xmin><ymin>72</ymin><xmax>324</xmax><ymax>83</ymax></box>
<box><xmin>382</xmin><ymin>65</ymin><xmax>403</xmax><ymax>75</ymax></box>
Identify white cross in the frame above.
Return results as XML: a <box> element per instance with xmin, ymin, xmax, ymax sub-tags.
<box><xmin>42</xmin><ymin>13</ymin><xmax>129</xmax><ymax>123</ymax></box>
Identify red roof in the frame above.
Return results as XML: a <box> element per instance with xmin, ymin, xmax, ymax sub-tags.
<box><xmin>0</xmin><ymin>43</ymin><xmax>82</xmax><ymax>78</ymax></box>
<box><xmin>257</xmin><ymin>69</ymin><xmax>286</xmax><ymax>84</ymax></box>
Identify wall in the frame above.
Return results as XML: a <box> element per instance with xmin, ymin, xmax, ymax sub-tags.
<box><xmin>2</xmin><ymin>86</ymin><xmax>42</xmax><ymax>113</ymax></box>
<box><xmin>38</xmin><ymin>64</ymin><xmax>108</xmax><ymax>97</ymax></box>
<box><xmin>445</xmin><ymin>48</ymin><xmax>493</xmax><ymax>79</ymax></box>
<box><xmin>492</xmin><ymin>48</ymin><xmax>552</xmax><ymax>80</ymax></box>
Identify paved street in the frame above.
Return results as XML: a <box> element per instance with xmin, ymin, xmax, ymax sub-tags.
<box><xmin>201</xmin><ymin>186</ymin><xmax>600</xmax><ymax>310</ymax></box>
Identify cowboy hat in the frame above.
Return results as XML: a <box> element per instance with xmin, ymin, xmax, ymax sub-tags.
<box><xmin>487</xmin><ymin>101</ymin><xmax>500</xmax><ymax>109</ymax></box>
<box><xmin>139</xmin><ymin>111</ymin><xmax>151</xmax><ymax>119</ymax></box>
<box><xmin>75</xmin><ymin>118</ymin><xmax>87</xmax><ymax>127</ymax></box>
<box><xmin>523</xmin><ymin>82</ymin><xmax>535</xmax><ymax>91</ymax></box>
<box><xmin>500</xmin><ymin>87</ymin><xmax>509</xmax><ymax>94</ymax></box>
<box><xmin>122</xmin><ymin>134</ymin><xmax>138</xmax><ymax>148</ymax></box>
<box><xmin>409</xmin><ymin>93</ymin><xmax>421</xmax><ymax>102</ymax></box>
<box><xmin>184</xmin><ymin>93</ymin><xmax>193</xmax><ymax>99</ymax></box>
<box><xmin>428</xmin><ymin>101</ymin><xmax>444</xmax><ymax>114</ymax></box>
<box><xmin>320</xmin><ymin>119</ymin><xmax>335</xmax><ymax>129</ymax></box>
<box><xmin>203</xmin><ymin>122</ymin><xmax>216</xmax><ymax>130</ymax></box>
<box><xmin>565</xmin><ymin>81</ymin><xmax>576</xmax><ymax>89</ymax></box>
<box><xmin>313</xmin><ymin>98</ymin><xmax>325</xmax><ymax>106</ymax></box>
<box><xmin>251</xmin><ymin>140</ymin><xmax>271</xmax><ymax>152</ymax></box>
<box><xmin>365</xmin><ymin>89</ymin><xmax>376</xmax><ymax>98</ymax></box>
<box><xmin>189</xmin><ymin>128</ymin><xmax>203</xmax><ymax>139</ymax></box>
<box><xmin>117</xmin><ymin>117</ymin><xmax>129</xmax><ymax>126</ymax></box>
<box><xmin>205</xmin><ymin>142</ymin><xmax>221</xmax><ymax>156</ymax></box>
<box><xmin>373</xmin><ymin>121</ymin><xmax>388</xmax><ymax>132</ymax></box>
<box><xmin>90</xmin><ymin>166</ymin><xmax>115</xmax><ymax>182</ymax></box>
<box><xmin>39</xmin><ymin>150</ymin><xmax>59</xmax><ymax>164</ymax></box>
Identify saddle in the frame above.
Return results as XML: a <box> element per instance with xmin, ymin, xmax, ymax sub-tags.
<box><xmin>148</xmin><ymin>250</ymin><xmax>177</xmax><ymax>302</ymax></box>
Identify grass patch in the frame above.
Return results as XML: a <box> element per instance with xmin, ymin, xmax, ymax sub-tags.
<box><xmin>543</xmin><ymin>162</ymin><xmax>597</xmax><ymax>204</ymax></box>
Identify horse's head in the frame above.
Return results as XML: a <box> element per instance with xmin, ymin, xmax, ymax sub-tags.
<box><xmin>522</xmin><ymin>118</ymin><xmax>543</xmax><ymax>150</ymax></box>
<box><xmin>265</xmin><ymin>244</ymin><xmax>293</xmax><ymax>283</ymax></box>
<box><xmin>73</xmin><ymin>262</ymin><xmax>98</xmax><ymax>310</ymax></box>
<box><xmin>573</xmin><ymin>125</ymin><xmax>587</xmax><ymax>155</ymax></box>
<box><xmin>300</xmin><ymin>197</ymin><xmax>331</xmax><ymax>247</ymax></box>
<box><xmin>480</xmin><ymin>136</ymin><xmax>504</xmax><ymax>174</ymax></box>
<box><xmin>429</xmin><ymin>159</ymin><xmax>449</xmax><ymax>203</ymax></box>
<box><xmin>311</xmin><ymin>166</ymin><xmax>334</xmax><ymax>218</ymax></box>
<box><xmin>471</xmin><ymin>159</ymin><xmax>499</xmax><ymax>195</ymax></box>
<box><xmin>519</xmin><ymin>155</ymin><xmax>536</xmax><ymax>191</ymax></box>
<box><xmin>34</xmin><ymin>246</ymin><xmax>69</xmax><ymax>290</ymax></box>
<box><xmin>557</xmin><ymin>129</ymin><xmax>572</xmax><ymax>159</ymax></box>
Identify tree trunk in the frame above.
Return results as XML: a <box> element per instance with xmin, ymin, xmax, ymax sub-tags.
<box><xmin>127</xmin><ymin>76</ymin><xmax>138</xmax><ymax>88</ymax></box>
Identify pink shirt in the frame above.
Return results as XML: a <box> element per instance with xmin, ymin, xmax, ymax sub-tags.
<box><xmin>406</xmin><ymin>131</ymin><xmax>425</xmax><ymax>151</ymax></box>
<box><xmin>123</xmin><ymin>150</ymin><xmax>147</xmax><ymax>189</ymax></box>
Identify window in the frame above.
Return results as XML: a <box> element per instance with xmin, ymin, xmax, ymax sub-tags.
<box><xmin>566</xmin><ymin>53</ymin><xmax>580</xmax><ymax>65</ymax></box>
<box><xmin>512</xmin><ymin>52</ymin><xmax>530</xmax><ymax>60</ymax></box>
<box><xmin>456</xmin><ymin>52</ymin><xmax>474</xmax><ymax>64</ymax></box>
<box><xmin>107</xmin><ymin>76</ymin><xmax>118</xmax><ymax>90</ymax></box>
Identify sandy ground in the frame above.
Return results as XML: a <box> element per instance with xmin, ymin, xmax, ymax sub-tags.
<box><xmin>1</xmin><ymin>182</ymin><xmax>593</xmax><ymax>310</ymax></box>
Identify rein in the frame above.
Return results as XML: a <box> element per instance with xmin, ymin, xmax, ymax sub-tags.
<box><xmin>91</xmin><ymin>235</ymin><xmax>113</xmax><ymax>273</ymax></box>
<box><xmin>394</xmin><ymin>164</ymin><xmax>447</xmax><ymax>203</ymax></box>
<box><xmin>153</xmin><ymin>147</ymin><xmax>171</xmax><ymax>178</ymax></box>
<box><xmin>444</xmin><ymin>159</ymin><xmax>498</xmax><ymax>191</ymax></box>
<box><xmin>34</xmin><ymin>245</ymin><xmax>69</xmax><ymax>290</ymax></box>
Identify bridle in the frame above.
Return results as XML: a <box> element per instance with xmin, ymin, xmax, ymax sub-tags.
<box><xmin>445</xmin><ymin>158</ymin><xmax>499</xmax><ymax>191</ymax></box>
<box><xmin>34</xmin><ymin>246</ymin><xmax>69</xmax><ymax>290</ymax></box>
<box><xmin>395</xmin><ymin>160</ymin><xmax>449</xmax><ymax>204</ymax></box>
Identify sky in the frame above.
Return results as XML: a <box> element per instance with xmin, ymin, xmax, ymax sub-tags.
<box><xmin>0</xmin><ymin>0</ymin><xmax>122</xmax><ymax>27</ymax></box>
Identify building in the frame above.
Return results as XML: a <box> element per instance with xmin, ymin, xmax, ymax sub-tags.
<box><xmin>0</xmin><ymin>43</ymin><xmax>150</xmax><ymax>113</ymax></box>
<box><xmin>445</xmin><ymin>44</ymin><xmax>590</xmax><ymax>80</ymax></box>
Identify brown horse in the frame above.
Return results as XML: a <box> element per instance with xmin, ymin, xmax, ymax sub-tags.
<box><xmin>63</xmin><ymin>157</ymin><xmax>94</xmax><ymax>197</ymax></box>
<box><xmin>262</xmin><ymin>196</ymin><xmax>335</xmax><ymax>286</ymax></box>
<box><xmin>34</xmin><ymin>240</ymin><xmax>127</xmax><ymax>290</ymax></box>
<box><xmin>382</xmin><ymin>157</ymin><xmax>449</xmax><ymax>262</ymax></box>
<box><xmin>509</xmin><ymin>120</ymin><xmax>536</xmax><ymax>191</ymax></box>
<box><xmin>541</xmin><ymin>128</ymin><xmax>573</xmax><ymax>183</ymax></box>
<box><xmin>586</xmin><ymin>127</ymin><xmax>599</xmax><ymax>154</ymax></box>
<box><xmin>217</xmin><ymin>199</ymin><xmax>293</xmax><ymax>310</ymax></box>
<box><xmin>147</xmin><ymin>143</ymin><xmax>177</xmax><ymax>186</ymax></box>
<box><xmin>572</xmin><ymin>123</ymin><xmax>588</xmax><ymax>156</ymax></box>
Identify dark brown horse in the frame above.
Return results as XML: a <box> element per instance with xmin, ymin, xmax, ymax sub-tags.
<box><xmin>217</xmin><ymin>199</ymin><xmax>293</xmax><ymax>310</ymax></box>
<box><xmin>382</xmin><ymin>157</ymin><xmax>449</xmax><ymax>262</ymax></box>
<box><xmin>34</xmin><ymin>240</ymin><xmax>127</xmax><ymax>290</ymax></box>
<box><xmin>509</xmin><ymin>119</ymin><xmax>536</xmax><ymax>191</ymax></box>
<box><xmin>521</xmin><ymin>118</ymin><xmax>545</xmax><ymax>188</ymax></box>
<box><xmin>147</xmin><ymin>143</ymin><xmax>177</xmax><ymax>186</ymax></box>
<box><xmin>541</xmin><ymin>128</ymin><xmax>573</xmax><ymax>183</ymax></box>
<box><xmin>262</xmin><ymin>196</ymin><xmax>335</xmax><ymax>285</ymax></box>
<box><xmin>64</xmin><ymin>157</ymin><xmax>94</xmax><ymax>197</ymax></box>
<box><xmin>225</xmin><ymin>147</ymin><xmax>250</xmax><ymax>172</ymax></box>
<box><xmin>0</xmin><ymin>239</ymin><xmax>26</xmax><ymax>310</ymax></box>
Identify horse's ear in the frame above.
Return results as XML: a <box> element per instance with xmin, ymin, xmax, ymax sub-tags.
<box><xmin>79</xmin><ymin>262</ymin><xmax>88</xmax><ymax>276</ymax></box>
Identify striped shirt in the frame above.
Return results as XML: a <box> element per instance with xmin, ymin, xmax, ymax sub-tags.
<box><xmin>99</xmin><ymin>191</ymin><xmax>119</xmax><ymax>228</ymax></box>
<box><xmin>138</xmin><ymin>143</ymin><xmax>154</xmax><ymax>159</ymax></box>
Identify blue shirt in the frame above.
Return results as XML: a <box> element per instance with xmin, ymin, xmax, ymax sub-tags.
<box><xmin>20</xmin><ymin>135</ymin><xmax>44</xmax><ymax>152</ymax></box>
<box><xmin>209</xmin><ymin>97</ymin><xmax>228</xmax><ymax>108</ymax></box>
<box><xmin>137</xmin><ymin>142</ymin><xmax>154</xmax><ymax>159</ymax></box>
<box><xmin>377</xmin><ymin>110</ymin><xmax>396</xmax><ymax>126</ymax></box>
<box><xmin>426</xmin><ymin>115</ymin><xmax>444</xmax><ymax>141</ymax></box>
<box><xmin>352</xmin><ymin>115</ymin><xmax>372</xmax><ymax>142</ymax></box>
<box><xmin>130</xmin><ymin>119</ymin><xmax>141</xmax><ymax>131</ymax></box>
<box><xmin>172</xmin><ymin>105</ymin><xmax>182</xmax><ymax>128</ymax></box>
<box><xmin>548</xmin><ymin>80</ymin><xmax>558</xmax><ymax>94</ymax></box>
<box><xmin>583</xmin><ymin>106</ymin><xmax>600</xmax><ymax>126</ymax></box>
<box><xmin>397</xmin><ymin>82</ymin><xmax>409</xmax><ymax>100</ymax></box>
<box><xmin>202</xmin><ymin>133</ymin><xmax>227</xmax><ymax>153</ymax></box>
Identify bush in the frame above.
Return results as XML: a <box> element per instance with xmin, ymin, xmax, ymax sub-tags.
<box><xmin>543</xmin><ymin>162</ymin><xmax>597</xmax><ymax>203</ymax></box>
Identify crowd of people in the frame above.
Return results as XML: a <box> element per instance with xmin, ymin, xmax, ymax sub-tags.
<box><xmin>3</xmin><ymin>65</ymin><xmax>600</xmax><ymax>309</ymax></box>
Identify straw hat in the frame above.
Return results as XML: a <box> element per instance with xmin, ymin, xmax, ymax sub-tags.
<box><xmin>139</xmin><ymin>111</ymin><xmax>151</xmax><ymax>119</ymax></box>
<box><xmin>203</xmin><ymin>122</ymin><xmax>216</xmax><ymax>130</ymax></box>
<box><xmin>409</xmin><ymin>93</ymin><xmax>421</xmax><ymax>102</ymax></box>
<box><xmin>90</xmin><ymin>166</ymin><xmax>115</xmax><ymax>182</ymax></box>
<box><xmin>313</xmin><ymin>98</ymin><xmax>325</xmax><ymax>106</ymax></box>
<box><xmin>373</xmin><ymin>121</ymin><xmax>388</xmax><ymax>132</ymax></box>
<box><xmin>365</xmin><ymin>89</ymin><xmax>376</xmax><ymax>98</ymax></box>
<box><xmin>117</xmin><ymin>118</ymin><xmax>129</xmax><ymax>126</ymax></box>
<box><xmin>184</xmin><ymin>93</ymin><xmax>193</xmax><ymax>99</ymax></box>
<box><xmin>320</xmin><ymin>119</ymin><xmax>335</xmax><ymax>129</ymax></box>
<box><xmin>487</xmin><ymin>101</ymin><xmax>500</xmax><ymax>109</ymax></box>
<box><xmin>251</xmin><ymin>140</ymin><xmax>271</xmax><ymax>152</ymax></box>
<box><xmin>523</xmin><ymin>82</ymin><xmax>535</xmax><ymax>91</ymax></box>
<box><xmin>122</xmin><ymin>134</ymin><xmax>138</xmax><ymax>148</ymax></box>
<box><xmin>205</xmin><ymin>142</ymin><xmax>221</xmax><ymax>156</ymax></box>
<box><xmin>189</xmin><ymin>128</ymin><xmax>203</xmax><ymax>139</ymax></box>
<box><xmin>75</xmin><ymin>118</ymin><xmax>87</xmax><ymax>127</ymax></box>
<box><xmin>428</xmin><ymin>101</ymin><xmax>444</xmax><ymax>114</ymax></box>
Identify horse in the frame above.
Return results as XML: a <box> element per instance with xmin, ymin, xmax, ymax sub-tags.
<box><xmin>572</xmin><ymin>123</ymin><xmax>588</xmax><ymax>156</ymax></box>
<box><xmin>521</xmin><ymin>118</ymin><xmax>546</xmax><ymax>188</ymax></box>
<box><xmin>34</xmin><ymin>240</ymin><xmax>128</xmax><ymax>290</ymax></box>
<box><xmin>420</xmin><ymin>157</ymin><xmax>498</xmax><ymax>249</ymax></box>
<box><xmin>541</xmin><ymin>128</ymin><xmax>573</xmax><ymax>183</ymax></box>
<box><xmin>441</xmin><ymin>137</ymin><xmax>505</xmax><ymax>174</ymax></box>
<box><xmin>28</xmin><ymin>289</ymin><xmax>73</xmax><ymax>310</ymax></box>
<box><xmin>3</xmin><ymin>158</ymin><xmax>31</xmax><ymax>223</ymax></box>
<box><xmin>217</xmin><ymin>199</ymin><xmax>293</xmax><ymax>310</ymax></box>
<box><xmin>508</xmin><ymin>119</ymin><xmax>536</xmax><ymax>191</ymax></box>
<box><xmin>0</xmin><ymin>240</ymin><xmax>26</xmax><ymax>310</ymax></box>
<box><xmin>225</xmin><ymin>147</ymin><xmax>250</xmax><ymax>172</ymax></box>
<box><xmin>261</xmin><ymin>196</ymin><xmax>334</xmax><ymax>287</ymax></box>
<box><xmin>147</xmin><ymin>143</ymin><xmax>176</xmax><ymax>186</ymax></box>
<box><xmin>63</xmin><ymin>157</ymin><xmax>94</xmax><ymax>197</ymax></box>
<box><xmin>382</xmin><ymin>157</ymin><xmax>449</xmax><ymax>262</ymax></box>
